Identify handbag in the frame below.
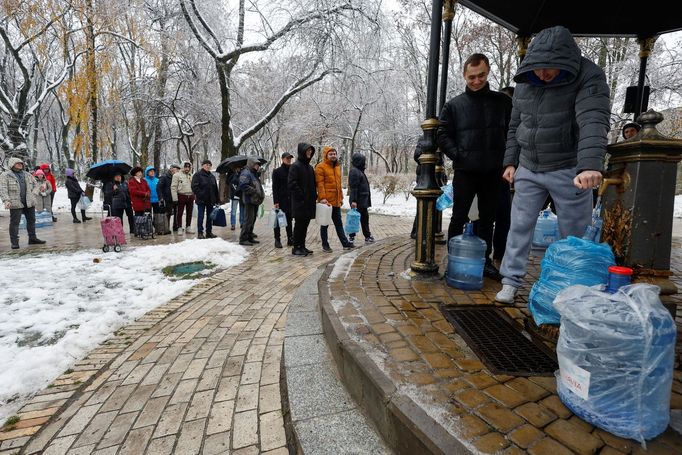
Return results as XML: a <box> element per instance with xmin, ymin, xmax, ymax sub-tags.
<box><xmin>211</xmin><ymin>206</ymin><xmax>227</xmax><ymax>227</ymax></box>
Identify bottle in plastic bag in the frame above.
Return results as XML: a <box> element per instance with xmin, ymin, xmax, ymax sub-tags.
<box><xmin>554</xmin><ymin>284</ymin><xmax>676</xmax><ymax>443</ymax></box>
<box><xmin>532</xmin><ymin>208</ymin><xmax>558</xmax><ymax>248</ymax></box>
<box><xmin>528</xmin><ymin>236</ymin><xmax>614</xmax><ymax>326</ymax></box>
<box><xmin>436</xmin><ymin>183</ymin><xmax>453</xmax><ymax>211</ymax></box>
<box><xmin>345</xmin><ymin>208</ymin><xmax>360</xmax><ymax>235</ymax></box>
<box><xmin>35</xmin><ymin>210</ymin><xmax>53</xmax><ymax>228</ymax></box>
<box><xmin>446</xmin><ymin>222</ymin><xmax>486</xmax><ymax>290</ymax></box>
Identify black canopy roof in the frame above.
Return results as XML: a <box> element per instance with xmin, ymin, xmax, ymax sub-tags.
<box><xmin>459</xmin><ymin>0</ymin><xmax>682</xmax><ymax>38</ymax></box>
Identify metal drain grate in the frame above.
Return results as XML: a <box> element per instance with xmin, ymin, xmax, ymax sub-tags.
<box><xmin>441</xmin><ymin>305</ymin><xmax>558</xmax><ymax>377</ymax></box>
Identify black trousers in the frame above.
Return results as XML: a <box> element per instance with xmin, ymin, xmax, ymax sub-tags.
<box><xmin>293</xmin><ymin>216</ymin><xmax>311</xmax><ymax>248</ymax></box>
<box><xmin>320</xmin><ymin>206</ymin><xmax>350</xmax><ymax>247</ymax></box>
<box><xmin>274</xmin><ymin>209</ymin><xmax>293</xmax><ymax>242</ymax></box>
<box><xmin>492</xmin><ymin>182</ymin><xmax>512</xmax><ymax>260</ymax></box>
<box><xmin>69</xmin><ymin>197</ymin><xmax>87</xmax><ymax>221</ymax></box>
<box><xmin>239</xmin><ymin>204</ymin><xmax>258</xmax><ymax>242</ymax></box>
<box><xmin>9</xmin><ymin>207</ymin><xmax>36</xmax><ymax>244</ymax></box>
<box><xmin>448</xmin><ymin>169</ymin><xmax>500</xmax><ymax>260</ymax></box>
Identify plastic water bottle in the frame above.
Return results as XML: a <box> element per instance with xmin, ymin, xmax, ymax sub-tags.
<box><xmin>436</xmin><ymin>184</ymin><xmax>453</xmax><ymax>211</ymax></box>
<box><xmin>446</xmin><ymin>222</ymin><xmax>486</xmax><ymax>290</ymax></box>
<box><xmin>532</xmin><ymin>208</ymin><xmax>558</xmax><ymax>248</ymax></box>
<box><xmin>35</xmin><ymin>210</ymin><xmax>53</xmax><ymax>228</ymax></box>
<box><xmin>605</xmin><ymin>266</ymin><xmax>632</xmax><ymax>293</ymax></box>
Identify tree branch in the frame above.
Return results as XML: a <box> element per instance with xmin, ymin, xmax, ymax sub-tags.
<box><xmin>179</xmin><ymin>0</ymin><xmax>219</xmax><ymax>59</ymax></box>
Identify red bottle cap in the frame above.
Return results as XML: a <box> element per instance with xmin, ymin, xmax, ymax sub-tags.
<box><xmin>608</xmin><ymin>266</ymin><xmax>633</xmax><ymax>276</ymax></box>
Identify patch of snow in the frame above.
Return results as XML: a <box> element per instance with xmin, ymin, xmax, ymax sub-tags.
<box><xmin>0</xmin><ymin>238</ymin><xmax>247</xmax><ymax>421</ymax></box>
<box><xmin>328</xmin><ymin>249</ymin><xmax>362</xmax><ymax>281</ymax></box>
<box><xmin>675</xmin><ymin>194</ymin><xmax>682</xmax><ymax>218</ymax></box>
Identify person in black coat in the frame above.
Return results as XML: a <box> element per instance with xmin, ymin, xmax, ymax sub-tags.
<box><xmin>348</xmin><ymin>153</ymin><xmax>374</xmax><ymax>243</ymax></box>
<box><xmin>104</xmin><ymin>172</ymin><xmax>135</xmax><ymax>233</ymax></box>
<box><xmin>191</xmin><ymin>160</ymin><xmax>220</xmax><ymax>239</ymax></box>
<box><xmin>157</xmin><ymin>164</ymin><xmax>181</xmax><ymax>231</ymax></box>
<box><xmin>65</xmin><ymin>168</ymin><xmax>92</xmax><ymax>223</ymax></box>
<box><xmin>272</xmin><ymin>151</ymin><xmax>294</xmax><ymax>248</ymax></box>
<box><xmin>287</xmin><ymin>142</ymin><xmax>317</xmax><ymax>256</ymax></box>
<box><xmin>228</xmin><ymin>169</ymin><xmax>244</xmax><ymax>230</ymax></box>
<box><xmin>437</xmin><ymin>53</ymin><xmax>511</xmax><ymax>280</ymax></box>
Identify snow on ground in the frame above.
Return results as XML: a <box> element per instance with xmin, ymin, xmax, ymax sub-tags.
<box><xmin>675</xmin><ymin>194</ymin><xmax>682</xmax><ymax>218</ymax></box>
<box><xmin>0</xmin><ymin>238</ymin><xmax>247</xmax><ymax>421</ymax></box>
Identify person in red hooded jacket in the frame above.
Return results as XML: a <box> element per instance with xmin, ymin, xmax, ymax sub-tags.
<box><xmin>39</xmin><ymin>163</ymin><xmax>58</xmax><ymax>221</ymax></box>
<box><xmin>127</xmin><ymin>166</ymin><xmax>151</xmax><ymax>215</ymax></box>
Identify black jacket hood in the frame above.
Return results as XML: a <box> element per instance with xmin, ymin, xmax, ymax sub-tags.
<box><xmin>351</xmin><ymin>153</ymin><xmax>366</xmax><ymax>171</ymax></box>
<box><xmin>514</xmin><ymin>26</ymin><xmax>581</xmax><ymax>86</ymax></box>
<box><xmin>297</xmin><ymin>143</ymin><xmax>315</xmax><ymax>163</ymax></box>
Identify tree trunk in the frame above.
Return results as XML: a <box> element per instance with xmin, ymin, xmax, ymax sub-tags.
<box><xmin>151</xmin><ymin>18</ymin><xmax>170</xmax><ymax>171</ymax></box>
<box><xmin>217</xmin><ymin>62</ymin><xmax>237</xmax><ymax>159</ymax></box>
<box><xmin>86</xmin><ymin>0</ymin><xmax>98</xmax><ymax>163</ymax></box>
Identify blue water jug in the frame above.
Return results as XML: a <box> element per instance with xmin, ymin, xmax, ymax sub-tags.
<box><xmin>18</xmin><ymin>214</ymin><xmax>26</xmax><ymax>230</ymax></box>
<box><xmin>35</xmin><ymin>210</ymin><xmax>53</xmax><ymax>228</ymax></box>
<box><xmin>446</xmin><ymin>222</ymin><xmax>486</xmax><ymax>290</ymax></box>
<box><xmin>532</xmin><ymin>208</ymin><xmax>558</xmax><ymax>248</ymax></box>
<box><xmin>554</xmin><ymin>284</ymin><xmax>676</xmax><ymax>443</ymax></box>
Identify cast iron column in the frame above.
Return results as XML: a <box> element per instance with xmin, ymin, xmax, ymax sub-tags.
<box><xmin>411</xmin><ymin>0</ymin><xmax>443</xmax><ymax>274</ymax></box>
<box><xmin>434</xmin><ymin>0</ymin><xmax>456</xmax><ymax>245</ymax></box>
<box><xmin>634</xmin><ymin>36</ymin><xmax>657</xmax><ymax>120</ymax></box>
<box><xmin>601</xmin><ymin>111</ymin><xmax>682</xmax><ymax>294</ymax></box>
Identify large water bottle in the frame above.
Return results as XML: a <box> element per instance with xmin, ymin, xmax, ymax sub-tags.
<box><xmin>532</xmin><ymin>208</ymin><xmax>558</xmax><ymax>248</ymax></box>
<box><xmin>446</xmin><ymin>222</ymin><xmax>486</xmax><ymax>290</ymax></box>
<box><xmin>554</xmin><ymin>283</ymin><xmax>676</xmax><ymax>443</ymax></box>
<box><xmin>35</xmin><ymin>210</ymin><xmax>53</xmax><ymax>228</ymax></box>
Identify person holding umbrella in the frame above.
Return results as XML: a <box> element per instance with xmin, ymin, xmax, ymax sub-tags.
<box><xmin>238</xmin><ymin>157</ymin><xmax>265</xmax><ymax>245</ymax></box>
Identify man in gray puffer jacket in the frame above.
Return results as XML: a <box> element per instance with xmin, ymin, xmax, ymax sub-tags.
<box><xmin>0</xmin><ymin>157</ymin><xmax>46</xmax><ymax>249</ymax></box>
<box><xmin>496</xmin><ymin>25</ymin><xmax>610</xmax><ymax>304</ymax></box>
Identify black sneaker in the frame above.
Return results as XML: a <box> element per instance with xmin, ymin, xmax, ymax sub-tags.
<box><xmin>73</xmin><ymin>218</ymin><xmax>81</xmax><ymax>224</ymax></box>
<box><xmin>252</xmin><ymin>233</ymin><xmax>258</xmax><ymax>239</ymax></box>
<box><xmin>287</xmin><ymin>239</ymin><xmax>293</xmax><ymax>247</ymax></box>
<box><xmin>11</xmin><ymin>243</ymin><xmax>19</xmax><ymax>250</ymax></box>
<box><xmin>343</xmin><ymin>243</ymin><xmax>355</xmax><ymax>250</ymax></box>
<box><xmin>83</xmin><ymin>216</ymin><xmax>93</xmax><ymax>221</ymax></box>
<box><xmin>483</xmin><ymin>261</ymin><xmax>503</xmax><ymax>282</ymax></box>
<box><xmin>206</xmin><ymin>232</ymin><xmax>217</xmax><ymax>239</ymax></box>
<box><xmin>303</xmin><ymin>247</ymin><xmax>313</xmax><ymax>255</ymax></box>
<box><xmin>249</xmin><ymin>238</ymin><xmax>260</xmax><ymax>244</ymax></box>
<box><xmin>52</xmin><ymin>217</ymin><xmax>58</xmax><ymax>222</ymax></box>
<box><xmin>274</xmin><ymin>239</ymin><xmax>283</xmax><ymax>249</ymax></box>
<box><xmin>197</xmin><ymin>232</ymin><xmax>205</xmax><ymax>239</ymax></box>
<box><xmin>239</xmin><ymin>240</ymin><xmax>254</xmax><ymax>246</ymax></box>
<box><xmin>365</xmin><ymin>236</ymin><xmax>375</xmax><ymax>244</ymax></box>
<box><xmin>28</xmin><ymin>238</ymin><xmax>46</xmax><ymax>245</ymax></box>
<box><xmin>292</xmin><ymin>247</ymin><xmax>308</xmax><ymax>256</ymax></box>
<box><xmin>322</xmin><ymin>244</ymin><xmax>333</xmax><ymax>253</ymax></box>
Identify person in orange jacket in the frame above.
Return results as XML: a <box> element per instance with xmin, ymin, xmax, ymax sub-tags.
<box><xmin>315</xmin><ymin>147</ymin><xmax>354</xmax><ymax>252</ymax></box>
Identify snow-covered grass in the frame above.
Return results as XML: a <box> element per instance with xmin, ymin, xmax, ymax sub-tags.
<box><xmin>0</xmin><ymin>238</ymin><xmax>247</xmax><ymax>421</ymax></box>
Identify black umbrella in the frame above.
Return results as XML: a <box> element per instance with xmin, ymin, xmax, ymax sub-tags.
<box><xmin>216</xmin><ymin>155</ymin><xmax>267</xmax><ymax>174</ymax></box>
<box><xmin>85</xmin><ymin>160</ymin><xmax>132</xmax><ymax>181</ymax></box>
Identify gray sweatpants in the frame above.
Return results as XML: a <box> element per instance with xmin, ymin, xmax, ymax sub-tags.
<box><xmin>500</xmin><ymin>166</ymin><xmax>593</xmax><ymax>287</ymax></box>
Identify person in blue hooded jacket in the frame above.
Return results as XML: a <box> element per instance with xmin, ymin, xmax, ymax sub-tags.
<box><xmin>495</xmin><ymin>25</ymin><xmax>610</xmax><ymax>304</ymax></box>
<box><xmin>144</xmin><ymin>165</ymin><xmax>160</xmax><ymax>215</ymax></box>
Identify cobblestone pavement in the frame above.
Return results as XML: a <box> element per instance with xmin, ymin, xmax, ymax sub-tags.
<box><xmin>325</xmin><ymin>237</ymin><xmax>682</xmax><ymax>454</ymax></box>
<box><xmin>0</xmin><ymin>210</ymin><xmax>411</xmax><ymax>454</ymax></box>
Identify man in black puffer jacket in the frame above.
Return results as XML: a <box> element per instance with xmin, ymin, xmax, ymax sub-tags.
<box><xmin>191</xmin><ymin>160</ymin><xmax>219</xmax><ymax>239</ymax></box>
<box><xmin>157</xmin><ymin>164</ymin><xmax>181</xmax><ymax>231</ymax></box>
<box><xmin>287</xmin><ymin>143</ymin><xmax>317</xmax><ymax>256</ymax></box>
<box><xmin>437</xmin><ymin>53</ymin><xmax>512</xmax><ymax>280</ymax></box>
<box><xmin>496</xmin><ymin>26</ymin><xmax>610</xmax><ymax>305</ymax></box>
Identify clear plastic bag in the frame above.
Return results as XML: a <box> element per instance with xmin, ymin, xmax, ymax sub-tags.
<box><xmin>435</xmin><ymin>183</ymin><xmax>453</xmax><ymax>211</ymax></box>
<box><xmin>554</xmin><ymin>284</ymin><xmax>676</xmax><ymax>444</ymax></box>
<box><xmin>528</xmin><ymin>236</ymin><xmax>614</xmax><ymax>325</ymax></box>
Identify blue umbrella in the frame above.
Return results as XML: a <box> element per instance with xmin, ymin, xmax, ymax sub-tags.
<box><xmin>86</xmin><ymin>160</ymin><xmax>132</xmax><ymax>180</ymax></box>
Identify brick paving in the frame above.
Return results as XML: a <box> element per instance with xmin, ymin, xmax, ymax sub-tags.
<box><xmin>324</xmin><ymin>236</ymin><xmax>682</xmax><ymax>454</ymax></box>
<box><xmin>0</xmin><ymin>210</ymin><xmax>410</xmax><ymax>454</ymax></box>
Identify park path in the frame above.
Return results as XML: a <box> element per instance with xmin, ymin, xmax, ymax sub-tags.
<box><xmin>1</xmin><ymin>212</ymin><xmax>411</xmax><ymax>454</ymax></box>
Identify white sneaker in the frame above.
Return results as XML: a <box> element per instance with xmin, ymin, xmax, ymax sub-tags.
<box><xmin>496</xmin><ymin>285</ymin><xmax>518</xmax><ymax>304</ymax></box>
<box><xmin>177</xmin><ymin>227</ymin><xmax>185</xmax><ymax>234</ymax></box>
<box><xmin>185</xmin><ymin>226</ymin><xmax>195</xmax><ymax>234</ymax></box>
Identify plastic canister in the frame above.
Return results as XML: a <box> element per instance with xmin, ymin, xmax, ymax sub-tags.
<box><xmin>532</xmin><ymin>208</ymin><xmax>558</xmax><ymax>248</ymax></box>
<box><xmin>446</xmin><ymin>222</ymin><xmax>486</xmax><ymax>290</ymax></box>
<box><xmin>606</xmin><ymin>266</ymin><xmax>633</xmax><ymax>293</ymax></box>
